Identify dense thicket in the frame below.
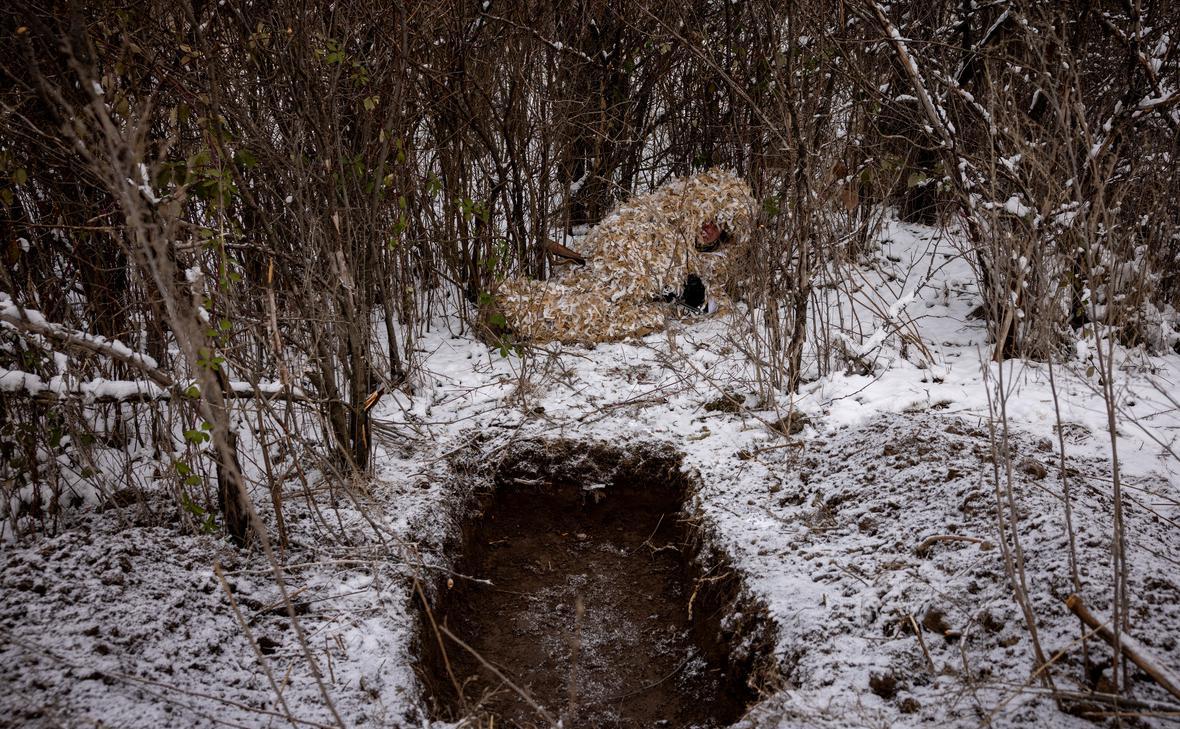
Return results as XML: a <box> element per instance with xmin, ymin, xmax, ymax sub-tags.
<box><xmin>1</xmin><ymin>1</ymin><xmax>1177</xmax><ymax>544</ymax></box>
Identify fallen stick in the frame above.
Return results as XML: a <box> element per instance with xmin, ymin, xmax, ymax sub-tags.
<box><xmin>915</xmin><ymin>533</ymin><xmax>994</xmax><ymax>555</ymax></box>
<box><xmin>1065</xmin><ymin>593</ymin><xmax>1180</xmax><ymax>701</ymax></box>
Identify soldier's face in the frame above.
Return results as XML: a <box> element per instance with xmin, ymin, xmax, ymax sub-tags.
<box><xmin>700</xmin><ymin>222</ymin><xmax>721</xmax><ymax>245</ymax></box>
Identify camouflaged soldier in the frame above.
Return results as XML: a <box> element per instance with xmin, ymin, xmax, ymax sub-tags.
<box><xmin>491</xmin><ymin>168</ymin><xmax>754</xmax><ymax>344</ymax></box>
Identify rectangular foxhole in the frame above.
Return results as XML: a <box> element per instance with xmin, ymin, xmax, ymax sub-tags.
<box><xmin>415</xmin><ymin>446</ymin><xmax>773</xmax><ymax>728</ymax></box>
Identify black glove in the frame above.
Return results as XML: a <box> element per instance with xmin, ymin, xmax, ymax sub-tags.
<box><xmin>681</xmin><ymin>274</ymin><xmax>705</xmax><ymax>309</ymax></box>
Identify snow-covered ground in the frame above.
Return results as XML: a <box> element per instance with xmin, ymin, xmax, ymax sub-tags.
<box><xmin>4</xmin><ymin>220</ymin><xmax>1180</xmax><ymax>728</ymax></box>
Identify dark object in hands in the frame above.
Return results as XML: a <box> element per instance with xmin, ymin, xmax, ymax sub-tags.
<box><xmin>681</xmin><ymin>274</ymin><xmax>706</xmax><ymax>309</ymax></box>
<box><xmin>660</xmin><ymin>274</ymin><xmax>706</xmax><ymax>309</ymax></box>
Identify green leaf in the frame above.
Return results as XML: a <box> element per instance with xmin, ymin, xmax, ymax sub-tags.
<box><xmin>236</xmin><ymin>149</ymin><xmax>258</xmax><ymax>168</ymax></box>
<box><xmin>12</xmin><ymin>168</ymin><xmax>28</xmax><ymax>186</ymax></box>
<box><xmin>188</xmin><ymin>149</ymin><xmax>211</xmax><ymax>168</ymax></box>
<box><xmin>180</xmin><ymin>493</ymin><xmax>206</xmax><ymax>517</ymax></box>
<box><xmin>184</xmin><ymin>428</ymin><xmax>210</xmax><ymax>444</ymax></box>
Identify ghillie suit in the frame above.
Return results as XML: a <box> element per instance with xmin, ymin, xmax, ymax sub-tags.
<box><xmin>492</xmin><ymin>169</ymin><xmax>754</xmax><ymax>344</ymax></box>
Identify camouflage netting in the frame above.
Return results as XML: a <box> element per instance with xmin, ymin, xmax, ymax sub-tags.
<box><xmin>493</xmin><ymin>168</ymin><xmax>755</xmax><ymax>344</ymax></box>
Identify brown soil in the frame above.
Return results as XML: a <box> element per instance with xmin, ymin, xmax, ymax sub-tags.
<box><xmin>418</xmin><ymin>458</ymin><xmax>765</xmax><ymax>728</ymax></box>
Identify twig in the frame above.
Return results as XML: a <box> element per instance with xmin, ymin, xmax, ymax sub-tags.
<box><xmin>626</xmin><ymin>513</ymin><xmax>665</xmax><ymax>556</ymax></box>
<box><xmin>214</xmin><ymin>562</ymin><xmax>300</xmax><ymax>728</ymax></box>
<box><xmin>593</xmin><ymin>655</ymin><xmax>693</xmax><ymax>703</ymax></box>
<box><xmin>915</xmin><ymin>533</ymin><xmax>994</xmax><ymax>555</ymax></box>
<box><xmin>908</xmin><ymin>613</ymin><xmax>936</xmax><ymax>672</ymax></box>
<box><xmin>687</xmin><ymin>571</ymin><xmax>730</xmax><ymax>622</ymax></box>
<box><xmin>1065</xmin><ymin>593</ymin><xmax>1180</xmax><ymax>701</ymax></box>
<box><xmin>413</xmin><ymin>578</ymin><xmax>466</xmax><ymax>715</ymax></box>
<box><xmin>989</xmin><ymin>683</ymin><xmax>1180</xmax><ymax>713</ymax></box>
<box><xmin>437</xmin><ymin>623</ymin><xmax>558</xmax><ymax>727</ymax></box>
<box><xmin>985</xmin><ymin>623</ymin><xmax>1105</xmax><ymax>722</ymax></box>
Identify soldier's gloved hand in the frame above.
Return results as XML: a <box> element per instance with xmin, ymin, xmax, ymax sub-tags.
<box><xmin>681</xmin><ymin>274</ymin><xmax>706</xmax><ymax>310</ymax></box>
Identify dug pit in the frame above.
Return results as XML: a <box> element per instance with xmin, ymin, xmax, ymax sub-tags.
<box><xmin>416</xmin><ymin>441</ymin><xmax>776</xmax><ymax>728</ymax></box>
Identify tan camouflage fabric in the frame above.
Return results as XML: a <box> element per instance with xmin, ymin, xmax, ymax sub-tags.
<box><xmin>494</xmin><ymin>168</ymin><xmax>754</xmax><ymax>344</ymax></box>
